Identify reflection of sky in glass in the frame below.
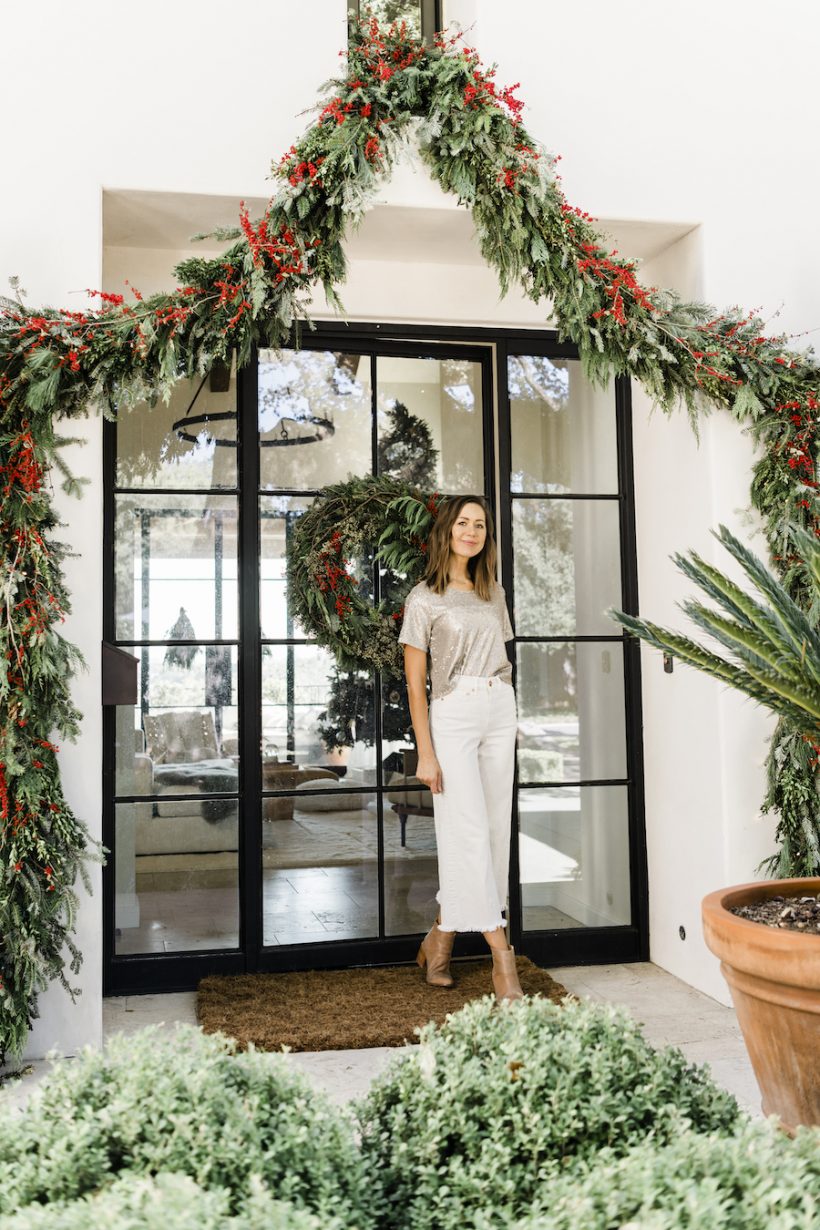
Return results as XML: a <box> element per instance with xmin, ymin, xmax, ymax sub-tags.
<box><xmin>160</xmin><ymin>432</ymin><xmax>217</xmax><ymax>469</ymax></box>
<box><xmin>259</xmin><ymin>355</ymin><xmax>364</xmax><ymax>433</ymax></box>
<box><xmin>444</xmin><ymin>382</ymin><xmax>475</xmax><ymax>410</ymax></box>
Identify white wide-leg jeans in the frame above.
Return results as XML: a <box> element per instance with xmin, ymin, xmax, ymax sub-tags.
<box><xmin>429</xmin><ymin>674</ymin><xmax>518</xmax><ymax>933</ymax></box>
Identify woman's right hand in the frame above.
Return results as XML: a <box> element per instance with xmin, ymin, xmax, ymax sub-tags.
<box><xmin>416</xmin><ymin>752</ymin><xmax>443</xmax><ymax>795</ymax></box>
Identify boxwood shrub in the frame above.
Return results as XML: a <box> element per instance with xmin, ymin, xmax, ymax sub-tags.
<box><xmin>0</xmin><ymin>1173</ymin><xmax>340</xmax><ymax>1230</ymax></box>
<box><xmin>355</xmin><ymin>996</ymin><xmax>743</xmax><ymax>1230</ymax></box>
<box><xmin>513</xmin><ymin>1120</ymin><xmax>820</xmax><ymax>1230</ymax></box>
<box><xmin>0</xmin><ymin>1025</ymin><xmax>373</xmax><ymax>1227</ymax></box>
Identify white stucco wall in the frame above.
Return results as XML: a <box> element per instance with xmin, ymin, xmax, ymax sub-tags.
<box><xmin>1</xmin><ymin>0</ymin><xmax>815</xmax><ymax>1053</ymax></box>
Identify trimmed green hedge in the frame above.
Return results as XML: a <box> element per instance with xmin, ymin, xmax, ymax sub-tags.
<box><xmin>0</xmin><ymin>1173</ymin><xmax>337</xmax><ymax>1230</ymax></box>
<box><xmin>514</xmin><ymin>1120</ymin><xmax>820</xmax><ymax>1230</ymax></box>
<box><xmin>5</xmin><ymin>999</ymin><xmax>820</xmax><ymax>1230</ymax></box>
<box><xmin>356</xmin><ymin>996</ymin><xmax>742</xmax><ymax>1230</ymax></box>
<box><xmin>0</xmin><ymin>1025</ymin><xmax>373</xmax><ymax>1226</ymax></box>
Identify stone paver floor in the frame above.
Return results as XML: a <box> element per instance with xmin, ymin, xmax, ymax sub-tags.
<box><xmin>0</xmin><ymin>962</ymin><xmax>761</xmax><ymax>1115</ymax></box>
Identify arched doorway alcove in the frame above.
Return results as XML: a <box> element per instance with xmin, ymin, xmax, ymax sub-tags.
<box><xmin>100</xmin><ymin>181</ymin><xmax>678</xmax><ymax>993</ymax></box>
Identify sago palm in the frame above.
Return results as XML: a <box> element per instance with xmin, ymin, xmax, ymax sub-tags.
<box><xmin>610</xmin><ymin>524</ymin><xmax>820</xmax><ymax>744</ymax></box>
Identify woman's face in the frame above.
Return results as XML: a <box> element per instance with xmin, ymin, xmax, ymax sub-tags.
<box><xmin>449</xmin><ymin>502</ymin><xmax>487</xmax><ymax>561</ymax></box>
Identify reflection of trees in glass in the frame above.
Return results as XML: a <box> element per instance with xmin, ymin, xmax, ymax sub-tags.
<box><xmin>259</xmin><ymin>350</ymin><xmax>371</xmax><ymax>489</ymax></box>
<box><xmin>517</xmin><ymin>644</ymin><xmax>578</xmax><ymax>780</ymax></box>
<box><xmin>116</xmin><ymin>499</ymin><xmax>236</xmax><ymax>640</ymax></box>
<box><xmin>439</xmin><ymin>358</ymin><xmax>484</xmax><ymax>494</ymax></box>
<box><xmin>508</xmin><ymin>354</ymin><xmax>569</xmax><ymax>408</ymax></box>
<box><xmin>508</xmin><ymin>355</ymin><xmax>571</xmax><ymax>494</ymax></box>
<box><xmin>115</xmin><ymin>376</ymin><xmax>237</xmax><ymax>488</ymax></box>
<box><xmin>354</xmin><ymin>1</ymin><xmax>421</xmax><ymax>37</ymax></box>
<box><xmin>150</xmin><ymin>661</ymin><xmax>205</xmax><ymax>709</ymax></box>
<box><xmin>259</xmin><ymin>350</ymin><xmax>364</xmax><ymax>435</ymax></box>
<box><xmin>514</xmin><ymin>501</ymin><xmax>575</xmax><ymax>637</ymax></box>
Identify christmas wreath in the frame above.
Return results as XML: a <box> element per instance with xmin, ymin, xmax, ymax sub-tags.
<box><xmin>286</xmin><ymin>473</ymin><xmax>437</xmax><ymax>679</ymax></box>
<box><xmin>3</xmin><ymin>12</ymin><xmax>820</xmax><ymax>1060</ymax></box>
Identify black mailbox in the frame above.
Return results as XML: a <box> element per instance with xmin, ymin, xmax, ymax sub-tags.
<box><xmin>101</xmin><ymin>642</ymin><xmax>138</xmax><ymax>706</ymax></box>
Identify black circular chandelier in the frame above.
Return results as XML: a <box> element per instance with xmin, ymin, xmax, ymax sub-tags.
<box><xmin>172</xmin><ymin>366</ymin><xmax>335</xmax><ymax>449</ymax></box>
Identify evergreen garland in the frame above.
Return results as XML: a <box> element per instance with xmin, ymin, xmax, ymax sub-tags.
<box><xmin>2</xmin><ymin>14</ymin><xmax>819</xmax><ymax>1058</ymax></box>
<box><xmin>0</xmin><ymin>422</ymin><xmax>103</xmax><ymax>1064</ymax></box>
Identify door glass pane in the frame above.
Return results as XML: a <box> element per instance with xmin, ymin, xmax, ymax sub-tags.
<box><xmin>259</xmin><ymin>350</ymin><xmax>371</xmax><ymax>490</ymax></box>
<box><xmin>116</xmin><ymin>372</ymin><xmax>237</xmax><ymax>490</ymax></box>
<box><xmin>114</xmin><ymin>800</ymin><xmax>239</xmax><ymax>954</ymax></box>
<box><xmin>261</xmin><ymin>645</ymin><xmax>376</xmax><ymax>773</ymax></box>
<box><xmin>512</xmin><ymin>499</ymin><xmax>622</xmax><ymax>637</ymax></box>
<box><xmin>377</xmin><ymin>355</ymin><xmax>484</xmax><ymax>493</ymax></box>
<box><xmin>260</xmin><ymin>496</ymin><xmax>312</xmax><ymax>639</ymax></box>
<box><xmin>115</xmin><ymin>651</ymin><xmax>239</xmax><ymax>796</ymax></box>
<box><xmin>518</xmin><ymin>786</ymin><xmax>631</xmax><ymax>929</ymax></box>
<box><xmin>115</xmin><ymin>494</ymin><xmax>237</xmax><ymax>642</ymax></box>
<box><xmin>516</xmin><ymin>642</ymin><xmax>627</xmax><ymax>782</ymax></box>
<box><xmin>263</xmin><ymin>791</ymin><xmax>379</xmax><ymax>945</ymax></box>
<box><xmin>509</xmin><ymin>355</ymin><xmax>617</xmax><ymax>494</ymax></box>
<box><xmin>260</xmin><ymin>496</ymin><xmax>373</xmax><ymax>639</ymax></box>
<box><xmin>384</xmin><ymin>777</ymin><xmax>439</xmax><ymax>935</ymax></box>
<box><xmin>378</xmin><ymin>680</ymin><xmax>438</xmax><ymax>934</ymax></box>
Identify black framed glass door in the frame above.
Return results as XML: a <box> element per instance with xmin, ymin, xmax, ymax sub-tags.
<box><xmin>103</xmin><ymin>326</ymin><xmax>646</xmax><ymax>995</ymax></box>
<box><xmin>499</xmin><ymin>340</ymin><xmax>648</xmax><ymax>966</ymax></box>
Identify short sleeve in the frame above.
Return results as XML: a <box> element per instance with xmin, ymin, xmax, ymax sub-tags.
<box><xmin>499</xmin><ymin>586</ymin><xmax>514</xmax><ymax>641</ymax></box>
<box><xmin>398</xmin><ymin>588</ymin><xmax>431</xmax><ymax>652</ymax></box>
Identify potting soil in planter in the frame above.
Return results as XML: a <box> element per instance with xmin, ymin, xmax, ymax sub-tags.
<box><xmin>730</xmin><ymin>894</ymin><xmax>820</xmax><ymax>933</ymax></box>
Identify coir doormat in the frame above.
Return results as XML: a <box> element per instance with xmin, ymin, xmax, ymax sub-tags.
<box><xmin>197</xmin><ymin>957</ymin><xmax>569</xmax><ymax>1052</ymax></box>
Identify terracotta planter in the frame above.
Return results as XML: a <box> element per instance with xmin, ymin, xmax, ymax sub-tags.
<box><xmin>702</xmin><ymin>877</ymin><xmax>820</xmax><ymax>1130</ymax></box>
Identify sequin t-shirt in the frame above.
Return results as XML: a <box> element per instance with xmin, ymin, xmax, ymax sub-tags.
<box><xmin>398</xmin><ymin>581</ymin><xmax>515</xmax><ymax>700</ymax></box>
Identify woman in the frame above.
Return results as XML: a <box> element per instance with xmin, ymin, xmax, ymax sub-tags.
<box><xmin>399</xmin><ymin>494</ymin><xmax>523</xmax><ymax>1001</ymax></box>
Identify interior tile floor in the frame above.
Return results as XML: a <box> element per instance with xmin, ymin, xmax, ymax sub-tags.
<box><xmin>1</xmin><ymin>963</ymin><xmax>762</xmax><ymax>1118</ymax></box>
<box><xmin>116</xmin><ymin>864</ymin><xmax>582</xmax><ymax>956</ymax></box>
<box><xmin>117</xmin><ymin>859</ymin><xmax>441</xmax><ymax>955</ymax></box>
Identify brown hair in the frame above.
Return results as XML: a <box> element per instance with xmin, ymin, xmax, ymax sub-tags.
<box><xmin>424</xmin><ymin>494</ymin><xmax>498</xmax><ymax>601</ymax></box>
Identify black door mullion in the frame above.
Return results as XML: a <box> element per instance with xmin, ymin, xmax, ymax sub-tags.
<box><xmin>371</xmin><ymin>352</ymin><xmax>386</xmax><ymax>941</ymax></box>
<box><xmin>239</xmin><ymin>349</ymin><xmax>263</xmax><ymax>967</ymax></box>
<box><xmin>495</xmin><ymin>338</ymin><xmax>523</xmax><ymax>948</ymax></box>
<box><xmin>101</xmin><ymin>416</ymin><xmax>117</xmax><ymax>994</ymax></box>
<box><xmin>615</xmin><ymin>375</ymin><xmax>650</xmax><ymax>959</ymax></box>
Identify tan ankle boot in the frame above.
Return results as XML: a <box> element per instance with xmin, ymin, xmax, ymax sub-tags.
<box><xmin>417</xmin><ymin>921</ymin><xmax>455</xmax><ymax>987</ymax></box>
<box><xmin>492</xmin><ymin>945</ymin><xmax>524</xmax><ymax>1001</ymax></box>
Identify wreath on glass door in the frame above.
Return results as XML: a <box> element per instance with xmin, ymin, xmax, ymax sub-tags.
<box><xmin>2</xmin><ymin>13</ymin><xmax>820</xmax><ymax>1062</ymax></box>
<box><xmin>286</xmin><ymin>473</ymin><xmax>437</xmax><ymax>678</ymax></box>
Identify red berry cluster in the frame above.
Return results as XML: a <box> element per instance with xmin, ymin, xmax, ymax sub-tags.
<box><xmin>578</xmin><ymin>243</ymin><xmax>657</xmax><ymax>327</ymax></box>
<box><xmin>0</xmin><ymin>427</ymin><xmax>44</xmax><ymax>500</ymax></box>
<box><xmin>463</xmin><ymin>63</ymin><xmax>524</xmax><ymax>126</ymax></box>
<box><xmin>279</xmin><ymin>145</ymin><xmax>325</xmax><ymax>187</ymax></box>
<box><xmin>239</xmin><ymin>203</ymin><xmax>314</xmax><ymax>285</ymax></box>
<box><xmin>777</xmin><ymin>397</ymin><xmax>819</xmax><ymax>490</ymax></box>
<box><xmin>315</xmin><ymin>530</ymin><xmax>358</xmax><ymax>622</ymax></box>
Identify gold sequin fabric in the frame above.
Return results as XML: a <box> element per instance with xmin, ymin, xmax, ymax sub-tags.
<box><xmin>399</xmin><ymin>581</ymin><xmax>514</xmax><ymax>700</ymax></box>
